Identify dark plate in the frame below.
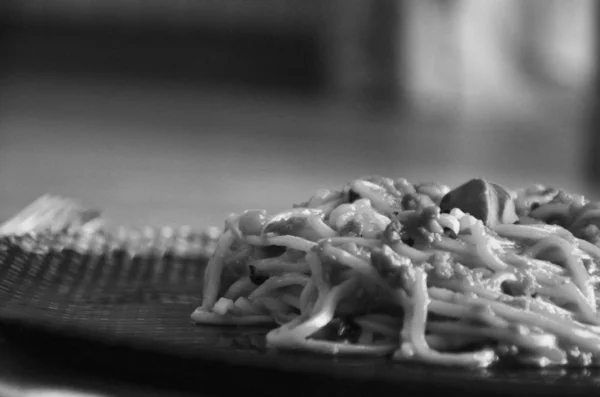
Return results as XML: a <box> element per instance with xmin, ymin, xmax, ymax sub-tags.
<box><xmin>0</xmin><ymin>235</ymin><xmax>600</xmax><ymax>396</ymax></box>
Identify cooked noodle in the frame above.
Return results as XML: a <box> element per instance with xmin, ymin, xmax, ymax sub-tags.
<box><xmin>191</xmin><ymin>176</ymin><xmax>600</xmax><ymax>368</ymax></box>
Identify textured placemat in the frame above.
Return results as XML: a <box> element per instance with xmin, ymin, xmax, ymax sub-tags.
<box><xmin>1</xmin><ymin>230</ymin><xmax>600</xmax><ymax>397</ymax></box>
<box><xmin>0</xmin><ymin>228</ymin><xmax>236</xmax><ymax>358</ymax></box>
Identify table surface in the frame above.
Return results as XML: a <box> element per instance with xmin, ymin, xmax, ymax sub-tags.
<box><xmin>0</xmin><ymin>340</ymin><xmax>202</xmax><ymax>397</ymax></box>
<box><xmin>0</xmin><ymin>72</ymin><xmax>596</xmax><ymax>396</ymax></box>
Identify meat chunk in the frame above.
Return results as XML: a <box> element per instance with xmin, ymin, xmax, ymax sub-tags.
<box><xmin>440</xmin><ymin>178</ymin><xmax>517</xmax><ymax>227</ymax></box>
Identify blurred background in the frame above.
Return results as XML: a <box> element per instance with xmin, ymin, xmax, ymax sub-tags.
<box><xmin>0</xmin><ymin>0</ymin><xmax>597</xmax><ymax>228</ymax></box>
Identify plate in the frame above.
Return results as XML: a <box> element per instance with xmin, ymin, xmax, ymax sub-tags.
<box><xmin>0</xmin><ymin>234</ymin><xmax>599</xmax><ymax>396</ymax></box>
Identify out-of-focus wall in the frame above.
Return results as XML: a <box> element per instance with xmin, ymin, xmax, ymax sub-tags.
<box><xmin>3</xmin><ymin>0</ymin><xmax>594</xmax><ymax>113</ymax></box>
<box><xmin>7</xmin><ymin>0</ymin><xmax>319</xmax><ymax>31</ymax></box>
<box><xmin>0</xmin><ymin>1</ymin><xmax>325</xmax><ymax>94</ymax></box>
<box><xmin>402</xmin><ymin>0</ymin><xmax>595</xmax><ymax>194</ymax></box>
<box><xmin>404</xmin><ymin>0</ymin><xmax>595</xmax><ymax>115</ymax></box>
<box><xmin>0</xmin><ymin>0</ymin><xmax>597</xmax><ymax>226</ymax></box>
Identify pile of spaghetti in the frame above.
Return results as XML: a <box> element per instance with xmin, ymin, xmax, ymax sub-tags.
<box><xmin>191</xmin><ymin>176</ymin><xmax>600</xmax><ymax>368</ymax></box>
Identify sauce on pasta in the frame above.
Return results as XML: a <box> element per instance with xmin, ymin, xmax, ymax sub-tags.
<box><xmin>192</xmin><ymin>177</ymin><xmax>600</xmax><ymax>368</ymax></box>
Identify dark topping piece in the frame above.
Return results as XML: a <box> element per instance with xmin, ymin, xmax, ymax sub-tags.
<box><xmin>443</xmin><ymin>227</ymin><xmax>457</xmax><ymax>239</ymax></box>
<box><xmin>440</xmin><ymin>195</ymin><xmax>452</xmax><ymax>214</ymax></box>
<box><xmin>263</xmin><ymin>216</ymin><xmax>308</xmax><ymax>236</ymax></box>
<box><xmin>348</xmin><ymin>189</ymin><xmax>361</xmax><ymax>203</ymax></box>
<box><xmin>260</xmin><ymin>245</ymin><xmax>287</xmax><ymax>258</ymax></box>
<box><xmin>339</xmin><ymin>219</ymin><xmax>363</xmax><ymax>237</ymax></box>
<box><xmin>401</xmin><ymin>194</ymin><xmax>419</xmax><ymax>211</ymax></box>
<box><xmin>501</xmin><ymin>275</ymin><xmax>535</xmax><ymax>297</ymax></box>
<box><xmin>337</xmin><ymin>317</ymin><xmax>362</xmax><ymax>343</ymax></box>
<box><xmin>312</xmin><ymin>317</ymin><xmax>364</xmax><ymax>344</ymax></box>
<box><xmin>245</xmin><ymin>244</ymin><xmax>287</xmax><ymax>262</ymax></box>
<box><xmin>248</xmin><ymin>265</ymin><xmax>269</xmax><ymax>286</ymax></box>
<box><xmin>440</xmin><ymin>178</ymin><xmax>517</xmax><ymax>227</ymax></box>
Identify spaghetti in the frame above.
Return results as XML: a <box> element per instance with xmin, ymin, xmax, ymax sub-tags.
<box><xmin>191</xmin><ymin>176</ymin><xmax>600</xmax><ymax>368</ymax></box>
